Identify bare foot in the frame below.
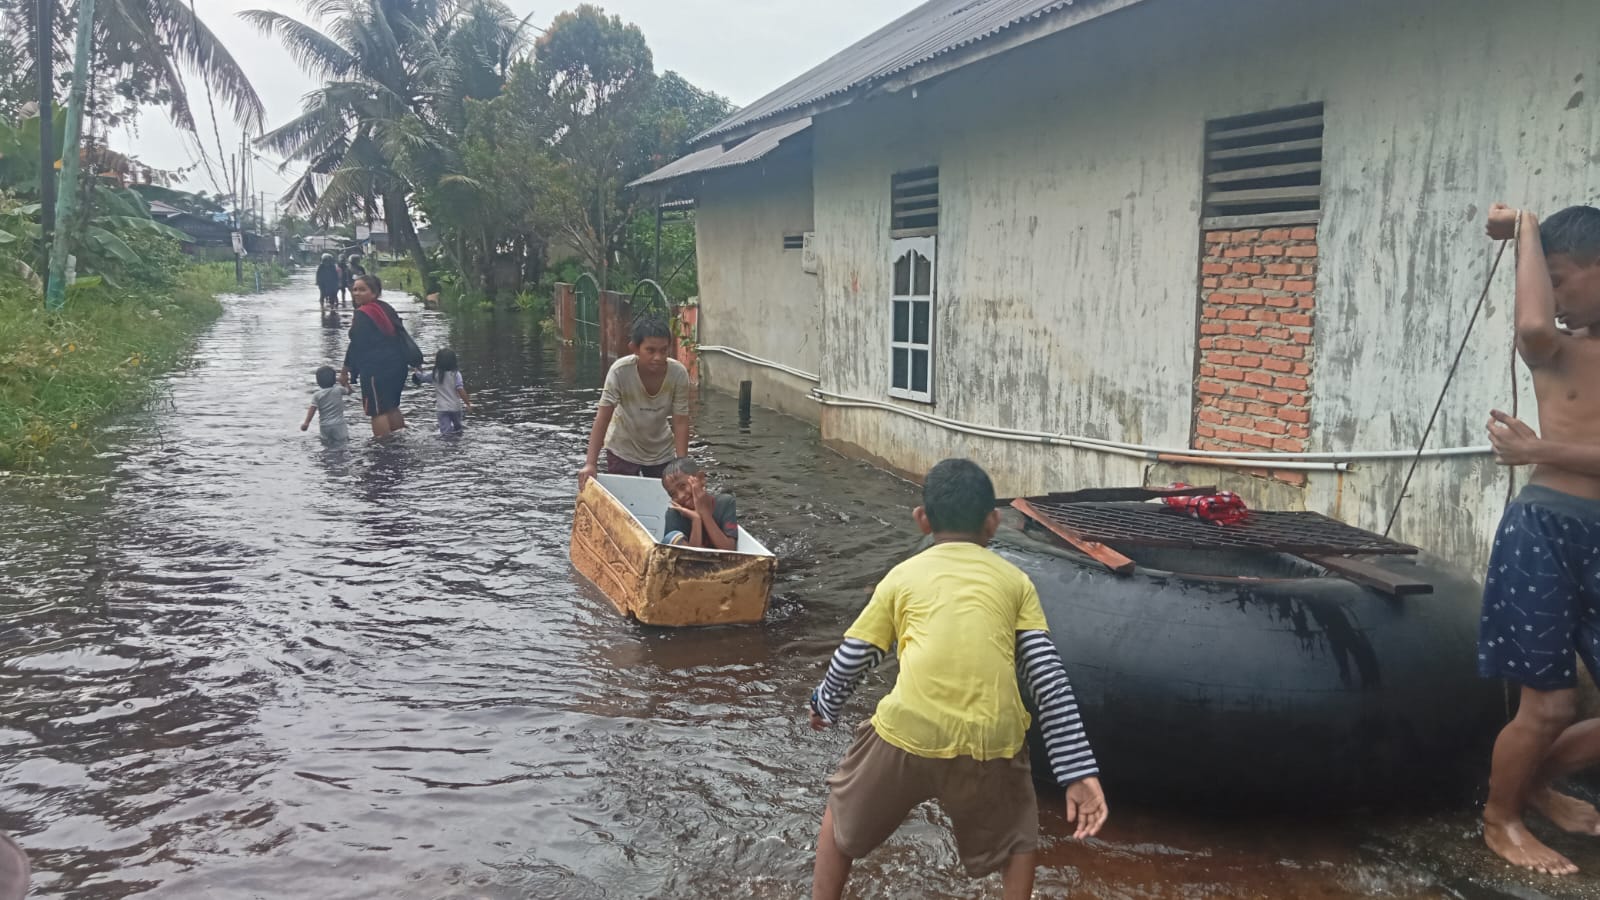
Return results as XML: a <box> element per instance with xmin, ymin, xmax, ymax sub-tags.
<box><xmin>1531</xmin><ymin>788</ymin><xmax>1600</xmax><ymax>836</ymax></box>
<box><xmin>1485</xmin><ymin>819</ymin><xmax>1580</xmax><ymax>875</ymax></box>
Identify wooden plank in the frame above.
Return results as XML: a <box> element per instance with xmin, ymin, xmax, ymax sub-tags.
<box><xmin>1208</xmin><ymin>138</ymin><xmax>1322</xmax><ymax>161</ymax></box>
<box><xmin>1012</xmin><ymin>498</ymin><xmax>1136</xmax><ymax>575</ymax></box>
<box><xmin>1206</xmin><ymin>185</ymin><xmax>1323</xmax><ymax>206</ymax></box>
<box><xmin>1304</xmin><ymin>554</ymin><xmax>1434</xmax><ymax>597</ymax></box>
<box><xmin>892</xmin><ymin>176</ymin><xmax>939</xmax><ymax>192</ymax></box>
<box><xmin>1201</xmin><ymin>210</ymin><xmax>1321</xmax><ymax>230</ymax></box>
<box><xmin>1207</xmin><ymin>161</ymin><xmax>1322</xmax><ymax>184</ymax></box>
<box><xmin>998</xmin><ymin>485</ymin><xmax>1218</xmax><ymax>505</ymax></box>
<box><xmin>1208</xmin><ymin>114</ymin><xmax>1323</xmax><ymax>142</ymax></box>
<box><xmin>890</xmin><ymin>226</ymin><xmax>939</xmax><ymax>238</ymax></box>
<box><xmin>893</xmin><ymin>191</ymin><xmax>941</xmax><ymax>207</ymax></box>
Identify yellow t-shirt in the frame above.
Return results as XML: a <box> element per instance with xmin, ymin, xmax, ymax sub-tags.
<box><xmin>846</xmin><ymin>541</ymin><xmax>1050</xmax><ymax>761</ymax></box>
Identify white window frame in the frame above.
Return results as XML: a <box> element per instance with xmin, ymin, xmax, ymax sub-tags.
<box><xmin>888</xmin><ymin>235</ymin><xmax>936</xmax><ymax>403</ymax></box>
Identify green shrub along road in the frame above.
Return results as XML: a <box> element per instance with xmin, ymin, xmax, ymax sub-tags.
<box><xmin>0</xmin><ymin>259</ymin><xmax>288</xmax><ymax>468</ymax></box>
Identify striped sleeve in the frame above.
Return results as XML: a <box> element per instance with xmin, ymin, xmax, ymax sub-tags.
<box><xmin>1016</xmin><ymin>629</ymin><xmax>1100</xmax><ymax>786</ymax></box>
<box><xmin>809</xmin><ymin>637</ymin><xmax>886</xmax><ymax>724</ymax></box>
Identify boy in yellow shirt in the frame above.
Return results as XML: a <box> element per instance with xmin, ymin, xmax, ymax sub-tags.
<box><xmin>807</xmin><ymin>458</ymin><xmax>1107</xmax><ymax>899</ymax></box>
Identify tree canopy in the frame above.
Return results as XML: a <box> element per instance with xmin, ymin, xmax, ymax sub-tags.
<box><xmin>251</xmin><ymin>1</ymin><xmax>733</xmax><ymax>298</ymax></box>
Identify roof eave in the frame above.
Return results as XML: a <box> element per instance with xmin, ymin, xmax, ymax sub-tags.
<box><xmin>692</xmin><ymin>0</ymin><xmax>1148</xmax><ymax>150</ymax></box>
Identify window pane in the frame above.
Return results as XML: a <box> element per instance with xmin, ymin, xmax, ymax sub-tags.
<box><xmin>894</xmin><ymin>253</ymin><xmax>911</xmax><ymax>296</ymax></box>
<box><xmin>914</xmin><ymin>253</ymin><xmax>932</xmax><ymax>296</ymax></box>
<box><xmin>893</xmin><ymin>348</ymin><xmax>909</xmax><ymax>389</ymax></box>
<box><xmin>912</xmin><ymin>349</ymin><xmax>929</xmax><ymax>394</ymax></box>
<box><xmin>893</xmin><ymin>301</ymin><xmax>910</xmax><ymax>343</ymax></box>
<box><xmin>912</xmin><ymin>301</ymin><xmax>929</xmax><ymax>345</ymax></box>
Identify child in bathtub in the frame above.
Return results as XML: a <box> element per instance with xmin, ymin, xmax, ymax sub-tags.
<box><xmin>660</xmin><ymin>457</ymin><xmax>738</xmax><ymax>550</ymax></box>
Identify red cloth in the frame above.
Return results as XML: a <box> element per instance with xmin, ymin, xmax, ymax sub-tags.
<box><xmin>1160</xmin><ymin>484</ymin><xmax>1250</xmax><ymax>526</ymax></box>
<box><xmin>358</xmin><ymin>301</ymin><xmax>396</xmax><ymax>337</ymax></box>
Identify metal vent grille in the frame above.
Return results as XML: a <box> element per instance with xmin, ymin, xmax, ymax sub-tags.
<box><xmin>891</xmin><ymin>167</ymin><xmax>939</xmax><ymax>236</ymax></box>
<box><xmin>1203</xmin><ymin>103</ymin><xmax>1323</xmax><ymax>229</ymax></box>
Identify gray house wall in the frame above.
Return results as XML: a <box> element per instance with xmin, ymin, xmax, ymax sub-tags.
<box><xmin>692</xmin><ymin>0</ymin><xmax>1600</xmax><ymax>570</ymax></box>
<box><xmin>693</xmin><ymin>159</ymin><xmax>822</xmax><ymax>422</ymax></box>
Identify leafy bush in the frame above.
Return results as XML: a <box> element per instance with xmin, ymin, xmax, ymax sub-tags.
<box><xmin>513</xmin><ymin>289</ymin><xmax>551</xmax><ymax>320</ymax></box>
<box><xmin>110</xmin><ymin>229</ymin><xmax>188</xmax><ymax>291</ymax></box>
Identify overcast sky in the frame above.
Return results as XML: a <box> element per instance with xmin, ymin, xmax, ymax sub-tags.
<box><xmin>121</xmin><ymin>0</ymin><xmax>920</xmax><ymax>203</ymax></box>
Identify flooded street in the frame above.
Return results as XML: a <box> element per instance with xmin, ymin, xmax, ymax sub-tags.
<box><xmin>3</xmin><ymin>275</ymin><xmax>1600</xmax><ymax>899</ymax></box>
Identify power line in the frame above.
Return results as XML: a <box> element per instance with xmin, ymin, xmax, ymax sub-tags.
<box><xmin>187</xmin><ymin>0</ymin><xmax>239</xmax><ymax>210</ymax></box>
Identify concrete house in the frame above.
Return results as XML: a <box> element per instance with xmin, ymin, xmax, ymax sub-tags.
<box><xmin>635</xmin><ymin>0</ymin><xmax>1600</xmax><ymax>571</ymax></box>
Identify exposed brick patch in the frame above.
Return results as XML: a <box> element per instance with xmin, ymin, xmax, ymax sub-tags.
<box><xmin>1193</xmin><ymin>225</ymin><xmax>1318</xmax><ymax>482</ymax></box>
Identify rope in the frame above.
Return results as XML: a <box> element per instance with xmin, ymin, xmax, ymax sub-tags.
<box><xmin>1382</xmin><ymin>238</ymin><xmax>1511</xmax><ymax>537</ymax></box>
<box><xmin>1506</xmin><ymin>237</ymin><xmax>1522</xmax><ymax>509</ymax></box>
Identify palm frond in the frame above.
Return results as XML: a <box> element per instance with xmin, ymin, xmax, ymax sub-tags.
<box><xmin>156</xmin><ymin>51</ymin><xmax>198</xmax><ymax>132</ymax></box>
<box><xmin>257</xmin><ymin>101</ymin><xmax>350</xmax><ymax>159</ymax></box>
<box><xmin>148</xmin><ymin>0</ymin><xmax>267</xmax><ymax>132</ymax></box>
<box><xmin>312</xmin><ymin>163</ymin><xmax>378</xmax><ymax>220</ymax></box>
<box><xmin>238</xmin><ymin>9</ymin><xmax>356</xmax><ymax>80</ymax></box>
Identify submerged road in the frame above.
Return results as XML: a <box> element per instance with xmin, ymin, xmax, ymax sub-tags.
<box><xmin>2</xmin><ymin>275</ymin><xmax>1597</xmax><ymax>898</ymax></box>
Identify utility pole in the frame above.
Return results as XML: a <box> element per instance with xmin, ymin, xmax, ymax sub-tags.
<box><xmin>36</xmin><ymin>0</ymin><xmax>55</xmax><ymax>249</ymax></box>
<box><xmin>232</xmin><ymin>149</ymin><xmax>243</xmax><ymax>286</ymax></box>
<box><xmin>653</xmin><ymin>201</ymin><xmax>662</xmax><ymax>283</ymax></box>
<box><xmin>43</xmin><ymin>0</ymin><xmax>95</xmax><ymax>311</ymax></box>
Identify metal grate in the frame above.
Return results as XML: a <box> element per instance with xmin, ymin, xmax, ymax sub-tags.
<box><xmin>891</xmin><ymin>167</ymin><xmax>939</xmax><ymax>236</ymax></box>
<box><xmin>1202</xmin><ymin>102</ymin><xmax>1323</xmax><ymax>229</ymax></box>
<box><xmin>1020</xmin><ymin>500</ymin><xmax>1418</xmax><ymax>556</ymax></box>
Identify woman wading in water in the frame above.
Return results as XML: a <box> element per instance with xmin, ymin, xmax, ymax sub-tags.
<box><xmin>341</xmin><ymin>274</ymin><xmax>422</xmax><ymax>437</ymax></box>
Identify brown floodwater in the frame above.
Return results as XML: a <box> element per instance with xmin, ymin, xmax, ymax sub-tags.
<box><xmin>4</xmin><ymin>276</ymin><xmax>1600</xmax><ymax>899</ymax></box>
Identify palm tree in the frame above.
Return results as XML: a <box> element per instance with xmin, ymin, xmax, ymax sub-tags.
<box><xmin>244</xmin><ymin>0</ymin><xmax>534</xmax><ymax>289</ymax></box>
<box><xmin>0</xmin><ymin>0</ymin><xmax>264</xmax><ymax>133</ymax></box>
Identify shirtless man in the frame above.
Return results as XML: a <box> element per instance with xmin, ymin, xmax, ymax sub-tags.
<box><xmin>1477</xmin><ymin>203</ymin><xmax>1600</xmax><ymax>875</ymax></box>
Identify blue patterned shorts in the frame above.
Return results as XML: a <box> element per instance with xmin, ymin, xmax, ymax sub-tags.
<box><xmin>1479</xmin><ymin>485</ymin><xmax>1600</xmax><ymax>690</ymax></box>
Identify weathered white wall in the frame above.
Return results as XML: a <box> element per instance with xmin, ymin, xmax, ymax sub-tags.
<box><xmin>694</xmin><ymin>158</ymin><xmax>821</xmax><ymax>422</ymax></box>
<box><xmin>799</xmin><ymin>0</ymin><xmax>1600</xmax><ymax>571</ymax></box>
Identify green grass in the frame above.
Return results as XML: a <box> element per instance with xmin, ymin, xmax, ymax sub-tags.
<box><xmin>183</xmin><ymin>260</ymin><xmax>290</xmax><ymax>295</ymax></box>
<box><xmin>0</xmin><ymin>262</ymin><xmax>288</xmax><ymax>468</ymax></box>
<box><xmin>373</xmin><ymin>260</ymin><xmax>428</xmax><ymax>301</ymax></box>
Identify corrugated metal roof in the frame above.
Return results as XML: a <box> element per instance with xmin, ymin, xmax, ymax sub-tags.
<box><xmin>696</xmin><ymin>0</ymin><xmax>1113</xmax><ymax>143</ymax></box>
<box><xmin>630</xmin><ymin>118</ymin><xmax>812</xmax><ymax>188</ymax></box>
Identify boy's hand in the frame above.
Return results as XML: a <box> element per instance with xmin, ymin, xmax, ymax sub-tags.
<box><xmin>1485</xmin><ymin>203</ymin><xmax>1522</xmax><ymax>241</ymax></box>
<box><xmin>1064</xmin><ymin>777</ymin><xmax>1108</xmax><ymax>839</ymax></box>
<box><xmin>808</xmin><ymin>690</ymin><xmax>831</xmax><ymax>731</ymax></box>
<box><xmin>671</xmin><ymin>503</ymin><xmax>700</xmax><ymax>519</ymax></box>
<box><xmin>577</xmin><ymin>463</ymin><xmax>597</xmax><ymax>489</ymax></box>
<box><xmin>300</xmin><ymin>423</ymin><xmax>309</xmax><ymax>431</ymax></box>
<box><xmin>1487</xmin><ymin>409</ymin><xmax>1544</xmax><ymax>466</ymax></box>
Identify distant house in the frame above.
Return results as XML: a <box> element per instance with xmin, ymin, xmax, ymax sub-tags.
<box><xmin>634</xmin><ymin>0</ymin><xmax>1600</xmax><ymax>570</ymax></box>
<box><xmin>299</xmin><ymin>234</ymin><xmax>358</xmax><ymax>262</ymax></box>
<box><xmin>147</xmin><ymin>200</ymin><xmax>234</xmax><ymax>253</ymax></box>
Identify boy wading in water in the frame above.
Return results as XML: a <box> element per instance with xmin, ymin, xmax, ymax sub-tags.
<box><xmin>1478</xmin><ymin>204</ymin><xmax>1600</xmax><ymax>875</ymax></box>
<box><xmin>577</xmin><ymin>317</ymin><xmax>691</xmax><ymax>488</ymax></box>
<box><xmin>808</xmin><ymin>459</ymin><xmax>1107</xmax><ymax>899</ymax></box>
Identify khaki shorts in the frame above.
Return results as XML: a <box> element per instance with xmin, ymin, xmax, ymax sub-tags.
<box><xmin>825</xmin><ymin>721</ymin><xmax>1039</xmax><ymax>876</ymax></box>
